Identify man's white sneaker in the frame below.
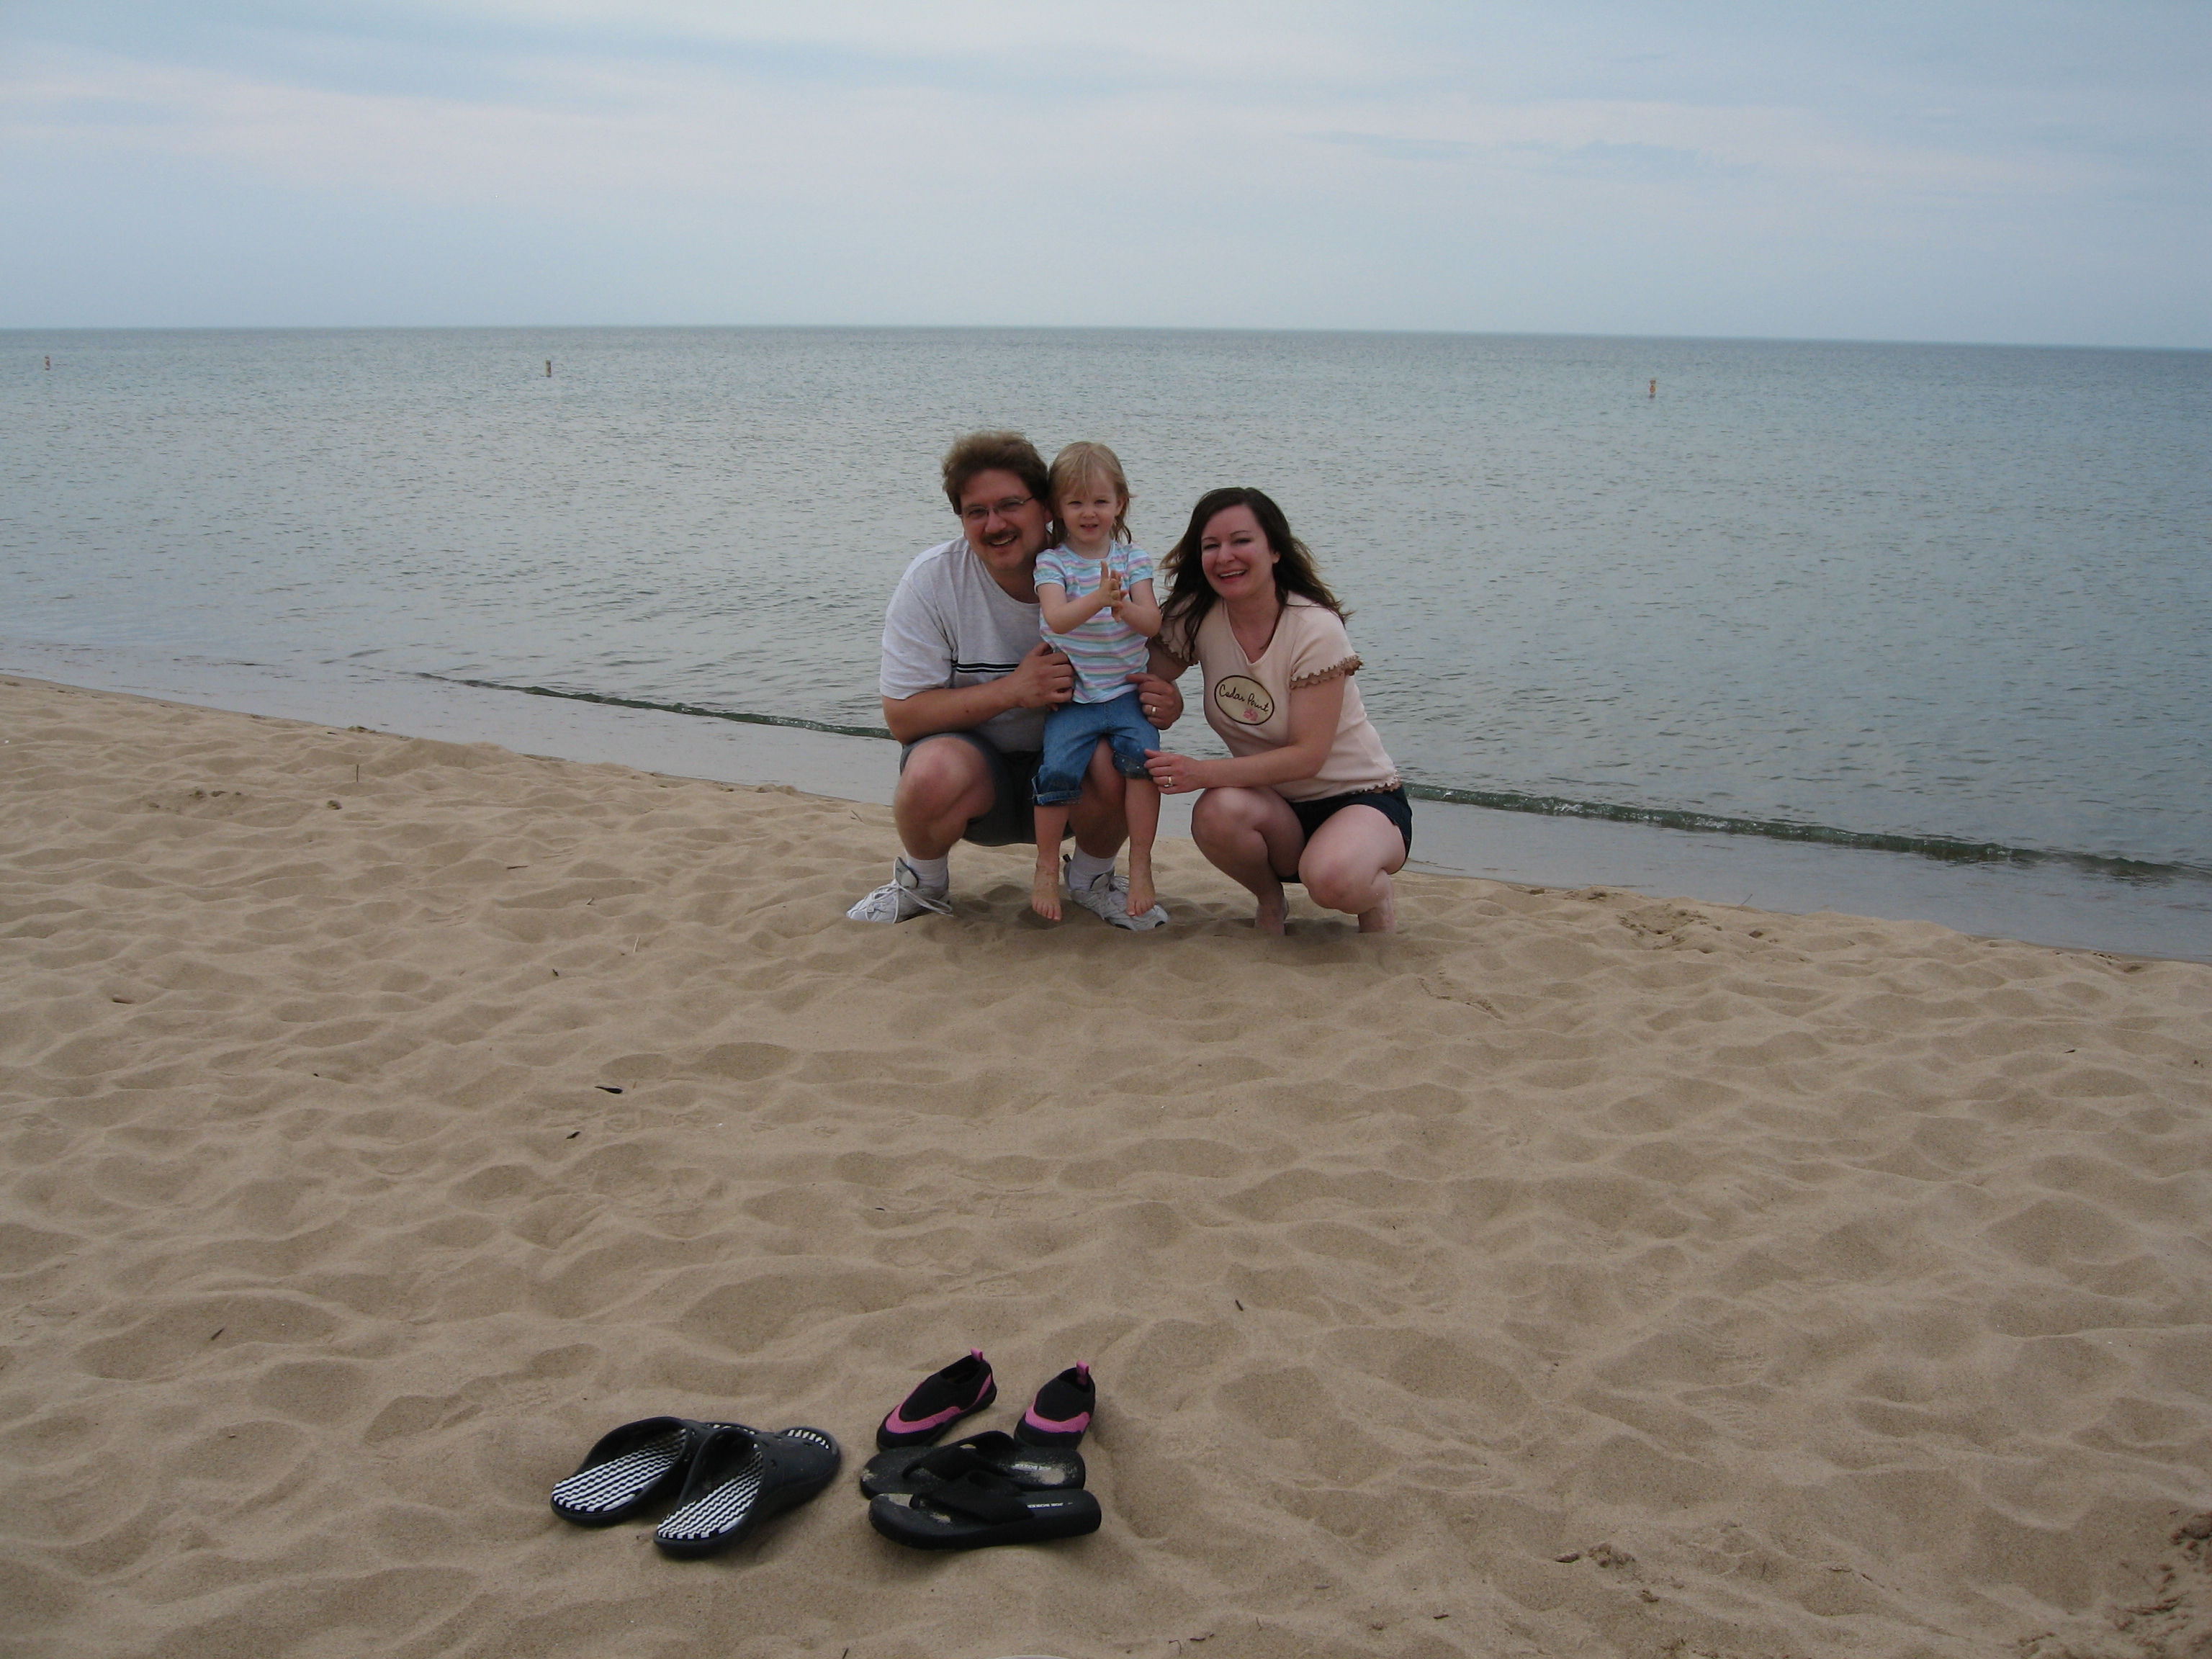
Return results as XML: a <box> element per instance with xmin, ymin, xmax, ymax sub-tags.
<box><xmin>846</xmin><ymin>858</ymin><xmax>953</xmax><ymax>923</ymax></box>
<box><xmin>1063</xmin><ymin>856</ymin><xmax>1168</xmax><ymax>932</ymax></box>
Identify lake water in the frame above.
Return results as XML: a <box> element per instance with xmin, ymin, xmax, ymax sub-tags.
<box><xmin>4</xmin><ymin>327</ymin><xmax>2207</xmax><ymax>944</ymax></box>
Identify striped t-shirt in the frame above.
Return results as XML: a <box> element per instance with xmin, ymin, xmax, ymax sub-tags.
<box><xmin>1035</xmin><ymin>543</ymin><xmax>1154</xmax><ymax>704</ymax></box>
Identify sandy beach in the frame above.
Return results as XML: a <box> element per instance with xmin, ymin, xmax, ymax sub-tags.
<box><xmin>4</xmin><ymin>672</ymin><xmax>2208</xmax><ymax>1659</ymax></box>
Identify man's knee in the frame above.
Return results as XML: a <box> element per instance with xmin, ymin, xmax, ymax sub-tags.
<box><xmin>898</xmin><ymin>737</ymin><xmax>993</xmax><ymax>814</ymax></box>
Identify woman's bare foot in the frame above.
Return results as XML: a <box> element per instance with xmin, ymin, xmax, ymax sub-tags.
<box><xmin>1126</xmin><ymin>854</ymin><xmax>1156</xmax><ymax>917</ymax></box>
<box><xmin>1254</xmin><ymin>880</ymin><xmax>1289</xmax><ymax>935</ymax></box>
<box><xmin>1356</xmin><ymin>878</ymin><xmax>1396</xmax><ymax>933</ymax></box>
<box><xmin>1031</xmin><ymin>862</ymin><xmax>1063</xmax><ymax>921</ymax></box>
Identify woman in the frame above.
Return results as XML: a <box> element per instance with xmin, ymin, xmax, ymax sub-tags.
<box><xmin>1143</xmin><ymin>488</ymin><xmax>1411</xmax><ymax>934</ymax></box>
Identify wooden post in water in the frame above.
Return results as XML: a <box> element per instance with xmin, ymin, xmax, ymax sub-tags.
<box><xmin>546</xmin><ymin>359</ymin><xmax>553</xmax><ymax>377</ymax></box>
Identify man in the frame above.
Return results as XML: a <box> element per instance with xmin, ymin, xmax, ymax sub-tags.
<box><xmin>848</xmin><ymin>431</ymin><xmax>1182</xmax><ymax>927</ymax></box>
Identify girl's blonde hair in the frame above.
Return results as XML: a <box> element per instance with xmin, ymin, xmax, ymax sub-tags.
<box><xmin>1048</xmin><ymin>441</ymin><xmax>1133</xmax><ymax>545</ymax></box>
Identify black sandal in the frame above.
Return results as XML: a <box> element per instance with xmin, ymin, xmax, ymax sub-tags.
<box><xmin>552</xmin><ymin>1416</ymin><xmax>724</xmax><ymax>1526</ymax></box>
<box><xmin>868</xmin><ymin>1467</ymin><xmax>1102</xmax><ymax>1550</ymax></box>
<box><xmin>653</xmin><ymin>1424</ymin><xmax>840</xmax><ymax>1558</ymax></box>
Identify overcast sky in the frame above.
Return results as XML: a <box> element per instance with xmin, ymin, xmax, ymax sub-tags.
<box><xmin>2</xmin><ymin>1</ymin><xmax>2204</xmax><ymax>345</ymax></box>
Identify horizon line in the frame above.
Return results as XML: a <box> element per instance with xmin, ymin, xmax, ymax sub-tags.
<box><xmin>3</xmin><ymin>321</ymin><xmax>2205</xmax><ymax>354</ymax></box>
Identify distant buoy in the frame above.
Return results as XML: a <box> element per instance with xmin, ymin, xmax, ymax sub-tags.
<box><xmin>1648</xmin><ymin>378</ymin><xmax>1657</xmax><ymax>398</ymax></box>
<box><xmin>546</xmin><ymin>359</ymin><xmax>553</xmax><ymax>377</ymax></box>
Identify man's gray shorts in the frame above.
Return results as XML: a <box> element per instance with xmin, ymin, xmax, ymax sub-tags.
<box><xmin>898</xmin><ymin>730</ymin><xmax>1064</xmax><ymax>848</ymax></box>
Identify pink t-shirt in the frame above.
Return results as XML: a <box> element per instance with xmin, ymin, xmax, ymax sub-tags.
<box><xmin>1171</xmin><ymin>596</ymin><xmax>1400</xmax><ymax>803</ymax></box>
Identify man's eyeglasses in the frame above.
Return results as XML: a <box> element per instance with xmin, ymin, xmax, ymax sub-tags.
<box><xmin>959</xmin><ymin>495</ymin><xmax>1035</xmax><ymax>526</ymax></box>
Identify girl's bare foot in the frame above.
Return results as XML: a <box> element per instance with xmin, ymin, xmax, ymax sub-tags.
<box><xmin>1126</xmin><ymin>855</ymin><xmax>1156</xmax><ymax>917</ymax></box>
<box><xmin>1254</xmin><ymin>880</ymin><xmax>1289</xmax><ymax>935</ymax></box>
<box><xmin>1356</xmin><ymin>878</ymin><xmax>1396</xmax><ymax>933</ymax></box>
<box><xmin>1031</xmin><ymin>863</ymin><xmax>1063</xmax><ymax>921</ymax></box>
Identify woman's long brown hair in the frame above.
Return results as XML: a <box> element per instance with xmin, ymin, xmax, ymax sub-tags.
<box><xmin>1156</xmin><ymin>487</ymin><xmax>1347</xmax><ymax>657</ymax></box>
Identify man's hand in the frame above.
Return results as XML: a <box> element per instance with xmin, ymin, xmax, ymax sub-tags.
<box><xmin>1127</xmin><ymin>670</ymin><xmax>1183</xmax><ymax>730</ymax></box>
<box><xmin>1004</xmin><ymin>642</ymin><xmax>1076</xmax><ymax>709</ymax></box>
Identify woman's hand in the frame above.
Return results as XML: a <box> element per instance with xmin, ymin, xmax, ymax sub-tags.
<box><xmin>1144</xmin><ymin>750</ymin><xmax>1208</xmax><ymax>794</ymax></box>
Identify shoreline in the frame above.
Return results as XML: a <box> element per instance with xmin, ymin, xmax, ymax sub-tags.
<box><xmin>4</xmin><ymin>671</ymin><xmax>2208</xmax><ymax>1658</ymax></box>
<box><xmin>4</xmin><ymin>635</ymin><xmax>2206</xmax><ymax>964</ymax></box>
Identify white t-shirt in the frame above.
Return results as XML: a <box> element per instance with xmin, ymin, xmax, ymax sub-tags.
<box><xmin>878</xmin><ymin>538</ymin><xmax>1049</xmax><ymax>752</ymax></box>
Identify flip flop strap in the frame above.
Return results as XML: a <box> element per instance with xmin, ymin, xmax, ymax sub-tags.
<box><xmin>909</xmin><ymin>1443</ymin><xmax>987</xmax><ymax>1482</ymax></box>
<box><xmin>922</xmin><ymin>1473</ymin><xmax>1031</xmax><ymax>1524</ymax></box>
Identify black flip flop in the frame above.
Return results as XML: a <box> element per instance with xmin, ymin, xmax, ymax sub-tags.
<box><xmin>868</xmin><ymin>1469</ymin><xmax>1102</xmax><ymax>1550</ymax></box>
<box><xmin>552</xmin><ymin>1416</ymin><xmax>727</xmax><ymax>1526</ymax></box>
<box><xmin>654</xmin><ymin>1424</ymin><xmax>841</xmax><ymax>1558</ymax></box>
<box><xmin>859</xmin><ymin>1431</ymin><xmax>1085</xmax><ymax>1498</ymax></box>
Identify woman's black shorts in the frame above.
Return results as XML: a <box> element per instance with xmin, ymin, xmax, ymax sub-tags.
<box><xmin>1287</xmin><ymin>785</ymin><xmax>1413</xmax><ymax>856</ymax></box>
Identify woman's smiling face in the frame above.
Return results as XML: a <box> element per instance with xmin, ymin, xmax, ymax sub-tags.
<box><xmin>1199</xmin><ymin>504</ymin><xmax>1277</xmax><ymax>603</ymax></box>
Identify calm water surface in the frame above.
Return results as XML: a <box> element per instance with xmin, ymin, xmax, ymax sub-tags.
<box><xmin>4</xmin><ymin>327</ymin><xmax>2207</xmax><ymax>879</ymax></box>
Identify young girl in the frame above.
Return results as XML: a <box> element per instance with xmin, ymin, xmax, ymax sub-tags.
<box><xmin>1030</xmin><ymin>442</ymin><xmax>1164</xmax><ymax>922</ymax></box>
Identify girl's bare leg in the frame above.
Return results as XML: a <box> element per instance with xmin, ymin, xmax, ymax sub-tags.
<box><xmin>1297</xmin><ymin>804</ymin><xmax>1408</xmax><ymax>933</ymax></box>
<box><xmin>1189</xmin><ymin>786</ymin><xmax>1305</xmax><ymax>935</ymax></box>
<box><xmin>1032</xmin><ymin>803</ymin><xmax>1070</xmax><ymax>920</ymax></box>
<box><xmin>1123</xmin><ymin>775</ymin><xmax>1161</xmax><ymax>916</ymax></box>
<box><xmin>1069</xmin><ymin>739</ymin><xmax>1128</xmax><ymax>860</ymax></box>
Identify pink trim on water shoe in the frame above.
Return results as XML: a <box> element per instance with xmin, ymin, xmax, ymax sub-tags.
<box><xmin>877</xmin><ymin>1349</ymin><xmax>997</xmax><ymax>1449</ymax></box>
<box><xmin>1012</xmin><ymin>1362</ymin><xmax>1095</xmax><ymax>1448</ymax></box>
<box><xmin>1020</xmin><ymin>1406</ymin><xmax>1092</xmax><ymax>1435</ymax></box>
<box><xmin>886</xmin><ymin>1399</ymin><xmax>984</xmax><ymax>1437</ymax></box>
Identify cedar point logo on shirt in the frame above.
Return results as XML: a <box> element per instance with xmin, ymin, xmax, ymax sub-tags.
<box><xmin>1214</xmin><ymin>675</ymin><xmax>1274</xmax><ymax>725</ymax></box>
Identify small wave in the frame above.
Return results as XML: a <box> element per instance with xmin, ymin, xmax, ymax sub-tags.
<box><xmin>427</xmin><ymin>675</ymin><xmax>2212</xmax><ymax>890</ymax></box>
<box><xmin>429</xmin><ymin>674</ymin><xmax>894</xmax><ymax>742</ymax></box>
<box><xmin>1400</xmin><ymin>783</ymin><xmax>2212</xmax><ymax>887</ymax></box>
